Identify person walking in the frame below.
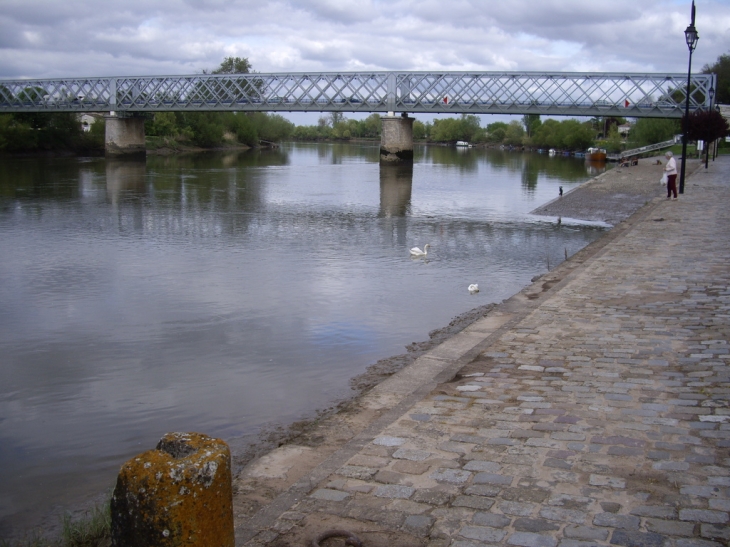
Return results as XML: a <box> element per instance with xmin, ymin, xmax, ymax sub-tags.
<box><xmin>664</xmin><ymin>151</ymin><xmax>678</xmax><ymax>200</ymax></box>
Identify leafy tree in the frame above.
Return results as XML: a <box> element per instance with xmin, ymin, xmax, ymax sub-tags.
<box><xmin>683</xmin><ymin>109</ymin><xmax>730</xmax><ymax>143</ymax></box>
<box><xmin>602</xmin><ymin>125</ymin><xmax>623</xmax><ymax>153</ymax></box>
<box><xmin>561</xmin><ymin>120</ymin><xmax>595</xmax><ymax>151</ymax></box>
<box><xmin>522</xmin><ymin>114</ymin><xmax>541</xmax><ymax>137</ymax></box>
<box><xmin>430</xmin><ymin>114</ymin><xmax>482</xmax><ymax>143</ymax></box>
<box><xmin>412</xmin><ymin>120</ymin><xmax>427</xmax><ymax>140</ymax></box>
<box><xmin>212</xmin><ymin>56</ymin><xmax>252</xmax><ymax>74</ymax></box>
<box><xmin>629</xmin><ymin>118</ymin><xmax>679</xmax><ymax>146</ymax></box>
<box><xmin>150</xmin><ymin>112</ymin><xmax>178</xmax><ymax>137</ymax></box>
<box><xmin>702</xmin><ymin>52</ymin><xmax>730</xmax><ymax>105</ymax></box>
<box><xmin>503</xmin><ymin>120</ymin><xmax>525</xmax><ymax>146</ymax></box>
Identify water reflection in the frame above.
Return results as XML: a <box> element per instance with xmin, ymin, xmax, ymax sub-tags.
<box><xmin>379</xmin><ymin>163</ymin><xmax>412</xmax><ymax>217</ymax></box>
<box><xmin>585</xmin><ymin>160</ymin><xmax>609</xmax><ymax>177</ymax></box>
<box><xmin>0</xmin><ymin>143</ymin><xmax>607</xmax><ymax>539</ymax></box>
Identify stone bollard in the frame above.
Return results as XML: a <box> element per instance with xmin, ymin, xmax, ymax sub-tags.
<box><xmin>111</xmin><ymin>432</ymin><xmax>234</xmax><ymax>547</ymax></box>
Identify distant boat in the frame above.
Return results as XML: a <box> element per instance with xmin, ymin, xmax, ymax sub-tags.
<box><xmin>585</xmin><ymin>147</ymin><xmax>607</xmax><ymax>162</ymax></box>
<box><xmin>455</xmin><ymin>141</ymin><xmax>472</xmax><ymax>147</ymax></box>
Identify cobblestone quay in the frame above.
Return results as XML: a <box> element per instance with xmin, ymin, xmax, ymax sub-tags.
<box><xmin>234</xmin><ymin>157</ymin><xmax>730</xmax><ymax>547</ymax></box>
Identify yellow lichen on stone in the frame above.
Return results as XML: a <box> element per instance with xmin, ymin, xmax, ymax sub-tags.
<box><xmin>111</xmin><ymin>432</ymin><xmax>234</xmax><ymax>547</ymax></box>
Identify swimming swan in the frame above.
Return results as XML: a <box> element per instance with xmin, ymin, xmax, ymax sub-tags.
<box><xmin>410</xmin><ymin>244</ymin><xmax>430</xmax><ymax>257</ymax></box>
<box><xmin>468</xmin><ymin>284</ymin><xmax>479</xmax><ymax>293</ymax></box>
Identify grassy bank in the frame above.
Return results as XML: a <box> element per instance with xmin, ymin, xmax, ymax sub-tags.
<box><xmin>1</xmin><ymin>502</ymin><xmax>110</xmax><ymax>547</ymax></box>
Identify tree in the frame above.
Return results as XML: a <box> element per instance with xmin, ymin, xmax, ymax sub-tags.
<box><xmin>683</xmin><ymin>109</ymin><xmax>730</xmax><ymax>143</ymax></box>
<box><xmin>629</xmin><ymin>118</ymin><xmax>679</xmax><ymax>146</ymax></box>
<box><xmin>503</xmin><ymin>120</ymin><xmax>525</xmax><ymax>146</ymax></box>
<box><xmin>522</xmin><ymin>114</ymin><xmax>541</xmax><ymax>137</ymax></box>
<box><xmin>702</xmin><ymin>52</ymin><xmax>730</xmax><ymax>105</ymax></box>
<box><xmin>212</xmin><ymin>56</ymin><xmax>252</xmax><ymax>74</ymax></box>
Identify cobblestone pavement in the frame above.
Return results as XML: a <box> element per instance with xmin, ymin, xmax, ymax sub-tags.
<box><xmin>235</xmin><ymin>158</ymin><xmax>730</xmax><ymax>547</ymax></box>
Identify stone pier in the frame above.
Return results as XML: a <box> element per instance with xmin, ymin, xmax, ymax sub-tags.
<box><xmin>105</xmin><ymin>114</ymin><xmax>146</xmax><ymax>156</ymax></box>
<box><xmin>380</xmin><ymin>114</ymin><xmax>414</xmax><ymax>163</ymax></box>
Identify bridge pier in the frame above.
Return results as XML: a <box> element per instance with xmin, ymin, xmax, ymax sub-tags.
<box><xmin>105</xmin><ymin>114</ymin><xmax>146</xmax><ymax>156</ymax></box>
<box><xmin>380</xmin><ymin>113</ymin><xmax>414</xmax><ymax>163</ymax></box>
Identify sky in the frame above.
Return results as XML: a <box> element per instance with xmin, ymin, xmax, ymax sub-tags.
<box><xmin>0</xmin><ymin>0</ymin><xmax>728</xmax><ymax>124</ymax></box>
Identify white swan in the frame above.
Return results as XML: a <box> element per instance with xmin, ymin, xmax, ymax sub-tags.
<box><xmin>468</xmin><ymin>284</ymin><xmax>479</xmax><ymax>293</ymax></box>
<box><xmin>410</xmin><ymin>243</ymin><xmax>430</xmax><ymax>257</ymax></box>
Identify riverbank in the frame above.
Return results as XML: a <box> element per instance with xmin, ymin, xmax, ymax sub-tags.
<box><xmin>230</xmin><ymin>154</ymin><xmax>712</xmax><ymax>545</ymax></box>
<box><xmin>231</xmin><ymin>155</ymin><xmax>727</xmax><ymax>546</ymax></box>
<box><xmin>231</xmin><ymin>155</ymin><xmax>701</xmax><ymax>468</ymax></box>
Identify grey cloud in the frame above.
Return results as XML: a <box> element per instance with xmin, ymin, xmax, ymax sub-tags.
<box><xmin>0</xmin><ymin>0</ymin><xmax>727</xmax><ymax>78</ymax></box>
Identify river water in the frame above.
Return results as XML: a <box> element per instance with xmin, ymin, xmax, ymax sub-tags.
<box><xmin>0</xmin><ymin>143</ymin><xmax>609</xmax><ymax>538</ymax></box>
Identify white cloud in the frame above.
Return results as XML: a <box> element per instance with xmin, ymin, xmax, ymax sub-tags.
<box><xmin>0</xmin><ymin>0</ymin><xmax>728</xmax><ymax>78</ymax></box>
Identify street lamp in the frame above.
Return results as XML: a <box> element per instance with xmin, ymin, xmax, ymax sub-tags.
<box><xmin>706</xmin><ymin>86</ymin><xmax>714</xmax><ymax>168</ymax></box>
<box><xmin>679</xmin><ymin>0</ymin><xmax>699</xmax><ymax>194</ymax></box>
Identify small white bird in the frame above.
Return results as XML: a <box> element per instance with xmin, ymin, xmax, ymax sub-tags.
<box><xmin>468</xmin><ymin>284</ymin><xmax>479</xmax><ymax>293</ymax></box>
<box><xmin>410</xmin><ymin>243</ymin><xmax>430</xmax><ymax>257</ymax></box>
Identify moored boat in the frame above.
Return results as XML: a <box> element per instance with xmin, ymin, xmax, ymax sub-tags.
<box><xmin>585</xmin><ymin>147</ymin><xmax>607</xmax><ymax>162</ymax></box>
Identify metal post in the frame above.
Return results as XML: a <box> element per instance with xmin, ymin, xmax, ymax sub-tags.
<box><xmin>679</xmin><ymin>1</ymin><xmax>699</xmax><ymax>194</ymax></box>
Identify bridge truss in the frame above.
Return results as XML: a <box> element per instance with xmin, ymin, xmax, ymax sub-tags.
<box><xmin>0</xmin><ymin>71</ymin><xmax>716</xmax><ymax>118</ymax></box>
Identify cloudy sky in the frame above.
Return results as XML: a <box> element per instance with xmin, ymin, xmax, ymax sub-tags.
<box><xmin>1</xmin><ymin>0</ymin><xmax>728</xmax><ymax>80</ymax></box>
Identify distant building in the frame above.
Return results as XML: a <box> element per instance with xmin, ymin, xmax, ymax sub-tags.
<box><xmin>617</xmin><ymin>124</ymin><xmax>631</xmax><ymax>138</ymax></box>
<box><xmin>78</xmin><ymin>113</ymin><xmax>103</xmax><ymax>132</ymax></box>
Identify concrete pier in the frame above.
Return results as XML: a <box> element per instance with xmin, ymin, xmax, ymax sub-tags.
<box><xmin>105</xmin><ymin>115</ymin><xmax>146</xmax><ymax>156</ymax></box>
<box><xmin>380</xmin><ymin>114</ymin><xmax>414</xmax><ymax>162</ymax></box>
<box><xmin>233</xmin><ymin>157</ymin><xmax>730</xmax><ymax>546</ymax></box>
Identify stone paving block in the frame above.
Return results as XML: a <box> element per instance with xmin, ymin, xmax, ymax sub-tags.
<box><xmin>391</xmin><ymin>460</ymin><xmax>430</xmax><ymax>475</ymax></box>
<box><xmin>593</xmin><ymin>513</ymin><xmax>640</xmax><ymax>530</ymax></box>
<box><xmin>629</xmin><ymin>505</ymin><xmax>676</xmax><ymax>519</ymax></box>
<box><xmin>558</xmin><ymin>540</ymin><xmax>605</xmax><ymax>547</ymax></box>
<box><xmin>473</xmin><ymin>472</ymin><xmax>513</xmax><ymax>486</ymax></box>
<box><xmin>498</xmin><ymin>501</ymin><xmax>537</xmax><ymax>517</ymax></box>
<box><xmin>463</xmin><ymin>460</ymin><xmax>501</xmax><ymax>472</ymax></box>
<box><xmin>507</xmin><ymin>531</ymin><xmax>558</xmax><ymax>547</ymax></box>
<box><xmin>700</xmin><ymin>523</ymin><xmax>730</xmax><ymax>541</ymax></box>
<box><xmin>563</xmin><ymin>526</ymin><xmax>610</xmax><ymax>541</ymax></box>
<box><xmin>609</xmin><ymin>530</ymin><xmax>665</xmax><ymax>547</ymax></box>
<box><xmin>458</xmin><ymin>525</ymin><xmax>508</xmax><ymax>543</ymax></box>
<box><xmin>513</xmin><ymin>518</ymin><xmax>561</xmax><ymax>532</ymax></box>
<box><xmin>473</xmin><ymin>511</ymin><xmax>511</xmax><ymax>528</ymax></box>
<box><xmin>452</xmin><ymin>495</ymin><xmax>497</xmax><ymax>510</ymax></box>
<box><xmin>402</xmin><ymin>514</ymin><xmax>433</xmax><ymax>536</ymax></box>
<box><xmin>645</xmin><ymin>518</ymin><xmax>696</xmax><ymax>536</ymax></box>
<box><xmin>392</xmin><ymin>448</ymin><xmax>432</xmax><ymax>461</ymax></box>
<box><xmin>310</xmin><ymin>488</ymin><xmax>350</xmax><ymax>502</ymax></box>
<box><xmin>430</xmin><ymin>468</ymin><xmax>472</xmax><ymax>484</ymax></box>
<box><xmin>588</xmin><ymin>475</ymin><xmax>626</xmax><ymax>489</ymax></box>
<box><xmin>539</xmin><ymin>506</ymin><xmax>587</xmax><ymax>524</ymax></box>
<box><xmin>373</xmin><ymin>485</ymin><xmax>415</xmax><ymax>499</ymax></box>
<box><xmin>679</xmin><ymin>508</ymin><xmax>729</xmax><ymax>523</ymax></box>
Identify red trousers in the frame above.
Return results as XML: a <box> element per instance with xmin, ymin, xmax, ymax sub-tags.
<box><xmin>667</xmin><ymin>174</ymin><xmax>677</xmax><ymax>198</ymax></box>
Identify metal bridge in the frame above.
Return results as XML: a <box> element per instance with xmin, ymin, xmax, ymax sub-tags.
<box><xmin>0</xmin><ymin>71</ymin><xmax>715</xmax><ymax>118</ymax></box>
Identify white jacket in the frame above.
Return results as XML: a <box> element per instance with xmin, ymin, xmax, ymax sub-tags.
<box><xmin>665</xmin><ymin>157</ymin><xmax>677</xmax><ymax>176</ymax></box>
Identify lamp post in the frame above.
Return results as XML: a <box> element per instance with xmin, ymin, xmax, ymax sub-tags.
<box><xmin>706</xmin><ymin>86</ymin><xmax>714</xmax><ymax>168</ymax></box>
<box><xmin>679</xmin><ymin>0</ymin><xmax>699</xmax><ymax>194</ymax></box>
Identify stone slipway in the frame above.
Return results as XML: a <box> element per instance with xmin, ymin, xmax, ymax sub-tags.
<box><xmin>232</xmin><ymin>157</ymin><xmax>729</xmax><ymax>547</ymax></box>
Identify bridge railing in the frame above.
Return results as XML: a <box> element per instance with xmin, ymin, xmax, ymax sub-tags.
<box><xmin>607</xmin><ymin>139</ymin><xmax>677</xmax><ymax>161</ymax></box>
<box><xmin>0</xmin><ymin>71</ymin><xmax>716</xmax><ymax>118</ymax></box>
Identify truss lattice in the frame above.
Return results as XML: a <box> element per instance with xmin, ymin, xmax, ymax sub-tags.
<box><xmin>0</xmin><ymin>72</ymin><xmax>716</xmax><ymax>118</ymax></box>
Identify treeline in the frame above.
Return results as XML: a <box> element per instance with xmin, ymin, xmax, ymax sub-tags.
<box><xmin>145</xmin><ymin>111</ymin><xmax>294</xmax><ymax>147</ymax></box>
<box><xmin>0</xmin><ymin>112</ymin><xmax>105</xmax><ymax>153</ymax></box>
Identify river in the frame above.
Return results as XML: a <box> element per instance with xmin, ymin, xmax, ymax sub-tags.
<box><xmin>0</xmin><ymin>142</ymin><xmax>609</xmax><ymax>538</ymax></box>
